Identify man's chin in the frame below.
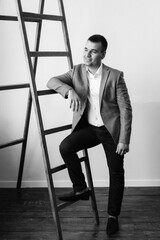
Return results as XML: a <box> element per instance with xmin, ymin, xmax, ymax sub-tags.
<box><xmin>84</xmin><ymin>61</ymin><xmax>92</xmax><ymax>66</ymax></box>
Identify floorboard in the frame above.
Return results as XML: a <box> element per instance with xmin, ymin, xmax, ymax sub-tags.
<box><xmin>0</xmin><ymin>187</ymin><xmax>160</xmax><ymax>240</ymax></box>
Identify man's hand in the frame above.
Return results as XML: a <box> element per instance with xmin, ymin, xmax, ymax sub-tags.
<box><xmin>116</xmin><ymin>143</ymin><xmax>129</xmax><ymax>155</ymax></box>
<box><xmin>68</xmin><ymin>89</ymin><xmax>83</xmax><ymax>112</ymax></box>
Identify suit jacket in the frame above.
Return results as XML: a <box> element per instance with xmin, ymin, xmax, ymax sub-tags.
<box><xmin>47</xmin><ymin>63</ymin><xmax>132</xmax><ymax>144</ymax></box>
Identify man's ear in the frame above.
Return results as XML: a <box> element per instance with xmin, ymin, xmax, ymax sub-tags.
<box><xmin>102</xmin><ymin>51</ymin><xmax>106</xmax><ymax>59</ymax></box>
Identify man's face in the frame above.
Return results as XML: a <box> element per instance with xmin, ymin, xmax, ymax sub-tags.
<box><xmin>83</xmin><ymin>40</ymin><xmax>106</xmax><ymax>68</ymax></box>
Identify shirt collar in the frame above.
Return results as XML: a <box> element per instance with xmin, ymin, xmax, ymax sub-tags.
<box><xmin>86</xmin><ymin>63</ymin><xmax>103</xmax><ymax>78</ymax></box>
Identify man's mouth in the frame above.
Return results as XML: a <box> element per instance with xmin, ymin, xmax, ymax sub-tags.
<box><xmin>84</xmin><ymin>58</ymin><xmax>92</xmax><ymax>62</ymax></box>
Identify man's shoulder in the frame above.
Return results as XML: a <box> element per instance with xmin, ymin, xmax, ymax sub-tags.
<box><xmin>103</xmin><ymin>64</ymin><xmax>123</xmax><ymax>80</ymax></box>
<box><xmin>72</xmin><ymin>64</ymin><xmax>86</xmax><ymax>76</ymax></box>
<box><xmin>103</xmin><ymin>64</ymin><xmax>122</xmax><ymax>74</ymax></box>
<box><xmin>74</xmin><ymin>64</ymin><xmax>122</xmax><ymax>72</ymax></box>
<box><xmin>73</xmin><ymin>64</ymin><xmax>85</xmax><ymax>70</ymax></box>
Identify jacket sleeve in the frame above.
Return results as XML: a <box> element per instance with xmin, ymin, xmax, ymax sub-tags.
<box><xmin>47</xmin><ymin>69</ymin><xmax>74</xmax><ymax>98</ymax></box>
<box><xmin>116</xmin><ymin>73</ymin><xmax>132</xmax><ymax>144</ymax></box>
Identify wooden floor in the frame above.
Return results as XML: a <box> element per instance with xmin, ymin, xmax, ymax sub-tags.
<box><xmin>0</xmin><ymin>187</ymin><xmax>160</xmax><ymax>240</ymax></box>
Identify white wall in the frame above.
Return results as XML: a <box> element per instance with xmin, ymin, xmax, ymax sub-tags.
<box><xmin>0</xmin><ymin>0</ymin><xmax>160</xmax><ymax>188</ymax></box>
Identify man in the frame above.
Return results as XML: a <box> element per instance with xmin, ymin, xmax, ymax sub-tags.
<box><xmin>47</xmin><ymin>35</ymin><xmax>132</xmax><ymax>235</ymax></box>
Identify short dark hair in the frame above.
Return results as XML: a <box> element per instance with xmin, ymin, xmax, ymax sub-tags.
<box><xmin>88</xmin><ymin>34</ymin><xmax>108</xmax><ymax>52</ymax></box>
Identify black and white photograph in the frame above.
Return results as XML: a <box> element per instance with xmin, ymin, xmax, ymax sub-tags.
<box><xmin>0</xmin><ymin>0</ymin><xmax>160</xmax><ymax>239</ymax></box>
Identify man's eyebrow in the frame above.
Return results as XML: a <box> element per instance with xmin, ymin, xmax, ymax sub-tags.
<box><xmin>90</xmin><ymin>48</ymin><xmax>98</xmax><ymax>52</ymax></box>
<box><xmin>84</xmin><ymin>47</ymin><xmax>98</xmax><ymax>52</ymax></box>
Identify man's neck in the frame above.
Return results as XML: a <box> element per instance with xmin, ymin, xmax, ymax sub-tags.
<box><xmin>88</xmin><ymin>68</ymin><xmax>97</xmax><ymax>75</ymax></box>
<box><xmin>87</xmin><ymin>63</ymin><xmax>102</xmax><ymax>75</ymax></box>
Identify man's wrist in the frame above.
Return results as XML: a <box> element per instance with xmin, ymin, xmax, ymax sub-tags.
<box><xmin>65</xmin><ymin>89</ymin><xmax>72</xmax><ymax>98</ymax></box>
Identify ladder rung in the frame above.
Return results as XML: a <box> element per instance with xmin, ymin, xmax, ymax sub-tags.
<box><xmin>51</xmin><ymin>163</ymin><xmax>66</xmax><ymax>173</ymax></box>
<box><xmin>50</xmin><ymin>157</ymin><xmax>86</xmax><ymax>174</ymax></box>
<box><xmin>0</xmin><ymin>15</ymin><xmax>18</xmax><ymax>21</ymax></box>
<box><xmin>22</xmin><ymin>12</ymin><xmax>63</xmax><ymax>22</ymax></box>
<box><xmin>0</xmin><ymin>15</ymin><xmax>39</xmax><ymax>23</ymax></box>
<box><xmin>0</xmin><ymin>138</ymin><xmax>24</xmax><ymax>149</ymax></box>
<box><xmin>37</xmin><ymin>89</ymin><xmax>56</xmax><ymax>96</ymax></box>
<box><xmin>0</xmin><ymin>84</ymin><xmax>30</xmax><ymax>91</ymax></box>
<box><xmin>44</xmin><ymin>124</ymin><xmax>72</xmax><ymax>135</ymax></box>
<box><xmin>30</xmin><ymin>51</ymin><xmax>69</xmax><ymax>57</ymax></box>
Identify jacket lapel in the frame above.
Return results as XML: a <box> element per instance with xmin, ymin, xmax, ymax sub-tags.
<box><xmin>81</xmin><ymin>64</ymin><xmax>88</xmax><ymax>86</ymax></box>
<box><xmin>80</xmin><ymin>64</ymin><xmax>110</xmax><ymax>104</ymax></box>
<box><xmin>81</xmin><ymin>64</ymin><xmax>89</xmax><ymax>98</ymax></box>
<box><xmin>99</xmin><ymin>64</ymin><xmax>110</xmax><ymax>106</ymax></box>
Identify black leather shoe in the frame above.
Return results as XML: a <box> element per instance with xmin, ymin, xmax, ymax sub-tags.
<box><xmin>106</xmin><ymin>217</ymin><xmax>119</xmax><ymax>235</ymax></box>
<box><xmin>58</xmin><ymin>188</ymin><xmax>90</xmax><ymax>201</ymax></box>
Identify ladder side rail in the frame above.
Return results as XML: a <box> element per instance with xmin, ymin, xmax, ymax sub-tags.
<box><xmin>30</xmin><ymin>4</ymin><xmax>63</xmax><ymax>239</ymax></box>
<box><xmin>15</xmin><ymin>1</ymin><xmax>63</xmax><ymax>239</ymax></box>
<box><xmin>15</xmin><ymin>0</ymin><xmax>53</xmax><ymax>206</ymax></box>
<box><xmin>83</xmin><ymin>149</ymin><xmax>99</xmax><ymax>225</ymax></box>
<box><xmin>59</xmin><ymin>0</ymin><xmax>99</xmax><ymax>225</ymax></box>
<box><xmin>17</xmin><ymin>0</ymin><xmax>45</xmax><ymax>188</ymax></box>
<box><xmin>58</xmin><ymin>0</ymin><xmax>99</xmax><ymax>225</ymax></box>
<box><xmin>16</xmin><ymin>90</ymin><xmax>32</xmax><ymax>188</ymax></box>
<box><xmin>0</xmin><ymin>10</ymin><xmax>32</xmax><ymax>187</ymax></box>
<box><xmin>16</xmin><ymin>0</ymin><xmax>45</xmax><ymax>189</ymax></box>
<box><xmin>58</xmin><ymin>0</ymin><xmax>73</xmax><ymax>69</ymax></box>
<box><xmin>32</xmin><ymin>0</ymin><xmax>45</xmax><ymax>76</ymax></box>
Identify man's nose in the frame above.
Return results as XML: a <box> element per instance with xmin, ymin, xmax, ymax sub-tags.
<box><xmin>86</xmin><ymin>51</ymin><xmax>91</xmax><ymax>57</ymax></box>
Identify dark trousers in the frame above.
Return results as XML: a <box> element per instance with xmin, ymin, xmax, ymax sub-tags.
<box><xmin>59</xmin><ymin>124</ymin><xmax>124</xmax><ymax>217</ymax></box>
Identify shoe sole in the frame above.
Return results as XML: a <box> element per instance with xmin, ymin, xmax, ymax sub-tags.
<box><xmin>59</xmin><ymin>191</ymin><xmax>90</xmax><ymax>201</ymax></box>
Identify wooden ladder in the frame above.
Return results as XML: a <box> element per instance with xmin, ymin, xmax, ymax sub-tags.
<box><xmin>0</xmin><ymin>0</ymin><xmax>99</xmax><ymax>239</ymax></box>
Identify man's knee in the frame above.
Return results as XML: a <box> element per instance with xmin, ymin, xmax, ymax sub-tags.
<box><xmin>59</xmin><ymin>139</ymin><xmax>71</xmax><ymax>156</ymax></box>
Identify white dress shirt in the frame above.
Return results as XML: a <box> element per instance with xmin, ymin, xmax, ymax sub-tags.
<box><xmin>86</xmin><ymin>64</ymin><xmax>104</xmax><ymax>127</ymax></box>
